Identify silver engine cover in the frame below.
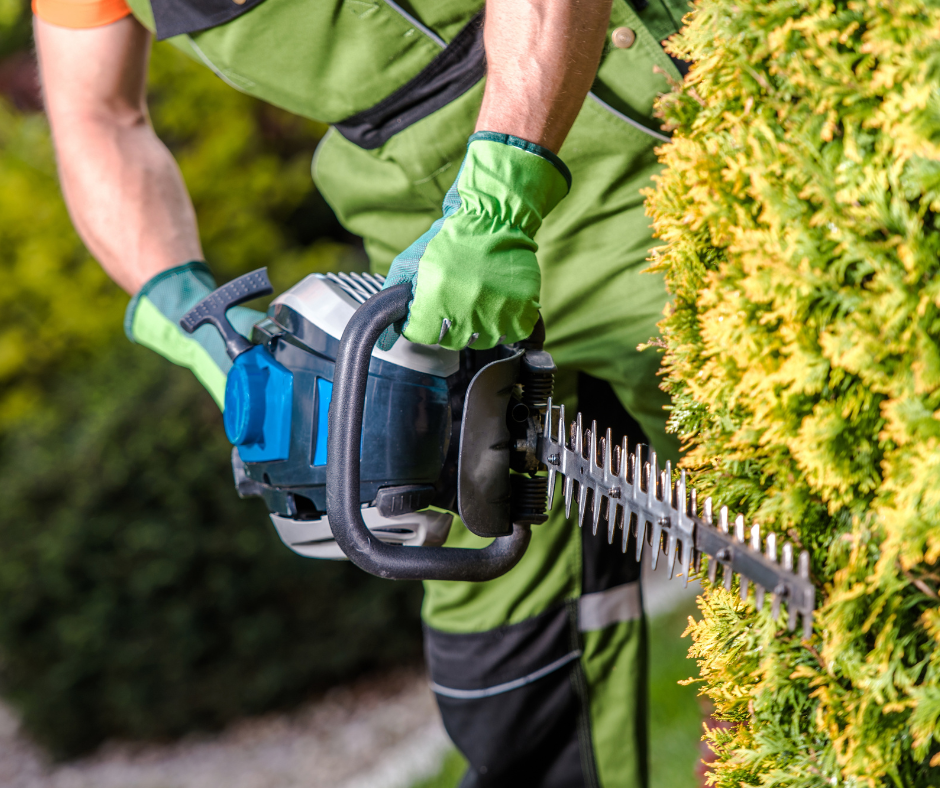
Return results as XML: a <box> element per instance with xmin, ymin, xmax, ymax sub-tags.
<box><xmin>270</xmin><ymin>509</ymin><xmax>454</xmax><ymax>560</ymax></box>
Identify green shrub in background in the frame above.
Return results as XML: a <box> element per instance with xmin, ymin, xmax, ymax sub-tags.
<box><xmin>0</xmin><ymin>18</ymin><xmax>417</xmax><ymax>758</ymax></box>
<box><xmin>0</xmin><ymin>344</ymin><xmax>422</xmax><ymax>758</ymax></box>
<box><xmin>647</xmin><ymin>1</ymin><xmax>940</xmax><ymax>785</ymax></box>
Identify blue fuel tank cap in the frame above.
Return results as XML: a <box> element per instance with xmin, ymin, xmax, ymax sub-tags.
<box><xmin>223</xmin><ymin>345</ymin><xmax>293</xmax><ymax>462</ymax></box>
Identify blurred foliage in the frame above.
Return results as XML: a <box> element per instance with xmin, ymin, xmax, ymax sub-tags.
<box><xmin>0</xmin><ymin>0</ymin><xmax>30</xmax><ymax>59</ymax></box>
<box><xmin>0</xmin><ymin>343</ymin><xmax>422</xmax><ymax>758</ymax></box>
<box><xmin>647</xmin><ymin>1</ymin><xmax>940</xmax><ymax>785</ymax></box>
<box><xmin>0</xmin><ymin>27</ymin><xmax>362</xmax><ymax>429</ymax></box>
<box><xmin>0</xmin><ymin>16</ymin><xmax>415</xmax><ymax>759</ymax></box>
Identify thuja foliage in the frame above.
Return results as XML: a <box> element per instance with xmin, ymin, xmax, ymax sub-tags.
<box><xmin>646</xmin><ymin>1</ymin><xmax>940</xmax><ymax>785</ymax></box>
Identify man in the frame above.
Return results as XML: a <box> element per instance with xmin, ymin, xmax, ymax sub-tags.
<box><xmin>33</xmin><ymin>0</ymin><xmax>689</xmax><ymax>784</ymax></box>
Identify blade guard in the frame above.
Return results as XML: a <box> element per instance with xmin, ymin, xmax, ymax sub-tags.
<box><xmin>456</xmin><ymin>351</ymin><xmax>522</xmax><ymax>538</ymax></box>
<box><xmin>325</xmin><ymin>285</ymin><xmax>531</xmax><ymax>581</ymax></box>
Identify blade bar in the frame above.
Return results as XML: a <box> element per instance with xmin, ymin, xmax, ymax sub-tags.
<box><xmin>537</xmin><ymin>409</ymin><xmax>815</xmax><ymax>634</ymax></box>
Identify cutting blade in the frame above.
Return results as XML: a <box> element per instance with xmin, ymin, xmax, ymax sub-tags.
<box><xmin>538</xmin><ymin>399</ymin><xmax>815</xmax><ymax>639</ymax></box>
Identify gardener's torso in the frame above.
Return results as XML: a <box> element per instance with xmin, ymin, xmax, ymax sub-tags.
<box><xmin>123</xmin><ymin>0</ymin><xmax>689</xmax><ymax>144</ymax></box>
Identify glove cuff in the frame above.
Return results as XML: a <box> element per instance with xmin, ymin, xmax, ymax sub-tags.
<box><xmin>124</xmin><ymin>260</ymin><xmax>215</xmax><ymax>342</ymax></box>
<box><xmin>468</xmin><ymin>131</ymin><xmax>572</xmax><ymax>190</ymax></box>
<box><xmin>461</xmin><ymin>132</ymin><xmax>571</xmax><ymax>236</ymax></box>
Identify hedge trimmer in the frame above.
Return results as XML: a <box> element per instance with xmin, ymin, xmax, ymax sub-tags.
<box><xmin>182</xmin><ymin>268</ymin><xmax>815</xmax><ymax>637</ymax></box>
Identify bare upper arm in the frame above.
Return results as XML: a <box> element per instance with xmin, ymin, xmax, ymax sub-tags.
<box><xmin>35</xmin><ymin>14</ymin><xmax>152</xmax><ymax>128</ymax></box>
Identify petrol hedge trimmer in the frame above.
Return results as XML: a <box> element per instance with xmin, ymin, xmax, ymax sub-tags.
<box><xmin>181</xmin><ymin>268</ymin><xmax>815</xmax><ymax>637</ymax></box>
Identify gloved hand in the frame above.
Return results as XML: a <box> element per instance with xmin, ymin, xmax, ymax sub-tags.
<box><xmin>125</xmin><ymin>261</ymin><xmax>264</xmax><ymax>409</ymax></box>
<box><xmin>378</xmin><ymin>132</ymin><xmax>570</xmax><ymax>351</ymax></box>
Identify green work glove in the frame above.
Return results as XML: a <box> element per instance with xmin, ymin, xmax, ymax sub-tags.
<box><xmin>378</xmin><ymin>131</ymin><xmax>570</xmax><ymax>351</ymax></box>
<box><xmin>125</xmin><ymin>261</ymin><xmax>264</xmax><ymax>409</ymax></box>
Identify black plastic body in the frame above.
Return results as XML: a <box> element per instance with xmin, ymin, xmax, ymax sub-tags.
<box><xmin>326</xmin><ymin>285</ymin><xmax>531</xmax><ymax>581</ymax></box>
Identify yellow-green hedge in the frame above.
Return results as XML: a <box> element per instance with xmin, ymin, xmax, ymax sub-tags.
<box><xmin>647</xmin><ymin>2</ymin><xmax>940</xmax><ymax>785</ymax></box>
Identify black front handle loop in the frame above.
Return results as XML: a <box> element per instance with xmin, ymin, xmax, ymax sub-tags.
<box><xmin>326</xmin><ymin>285</ymin><xmax>531</xmax><ymax>581</ymax></box>
<box><xmin>180</xmin><ymin>268</ymin><xmax>273</xmax><ymax>360</ymax></box>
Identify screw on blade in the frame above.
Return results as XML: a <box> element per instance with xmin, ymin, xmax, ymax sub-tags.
<box><xmin>799</xmin><ymin>550</ymin><xmax>812</xmax><ymax>639</ymax></box>
<box><xmin>735</xmin><ymin>515</ymin><xmax>748</xmax><ymax>600</ymax></box>
<box><xmin>783</xmin><ymin>543</ymin><xmax>796</xmax><ymax>629</ymax></box>
<box><xmin>720</xmin><ymin>507</ymin><xmax>733</xmax><ymax>591</ymax></box>
<box><xmin>545</xmin><ymin>398</ymin><xmax>557</xmax><ymax>508</ymax></box>
<box><xmin>604</xmin><ymin>429</ymin><xmax>616</xmax><ymax>544</ymax></box>
<box><xmin>751</xmin><ymin>524</ymin><xmax>764</xmax><ymax>610</ymax></box>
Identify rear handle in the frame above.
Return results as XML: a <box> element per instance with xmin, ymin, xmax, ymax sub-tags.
<box><xmin>325</xmin><ymin>285</ymin><xmax>531</xmax><ymax>581</ymax></box>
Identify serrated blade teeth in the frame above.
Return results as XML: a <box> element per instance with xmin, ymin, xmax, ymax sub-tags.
<box><xmin>717</xmin><ymin>507</ymin><xmax>733</xmax><ymax>590</ymax></box>
<box><xmin>650</xmin><ymin>521</ymin><xmax>663</xmax><ymax>571</ymax></box>
<box><xmin>735</xmin><ymin>515</ymin><xmax>748</xmax><ymax>599</ymax></box>
<box><xmin>765</xmin><ymin>533</ymin><xmax>780</xmax><ymax>616</ymax></box>
<box><xmin>564</xmin><ymin>476</ymin><xmax>575</xmax><ymax>520</ymax></box>
<box><xmin>543</xmin><ymin>408</ymin><xmax>815</xmax><ymax>636</ymax></box>
<box><xmin>648</xmin><ymin>451</ymin><xmax>659</xmax><ymax>505</ymax></box>
<box><xmin>783</xmin><ymin>543</ymin><xmax>795</xmax><ymax>628</ymax></box>
<box><xmin>590</xmin><ymin>421</ymin><xmax>598</xmax><ymax>467</ymax></box>
<box><xmin>634</xmin><ymin>515</ymin><xmax>645</xmax><ymax>563</ymax></box>
<box><xmin>666</xmin><ymin>535</ymin><xmax>678</xmax><ymax>579</ymax></box>
<box><xmin>750</xmin><ymin>524</ymin><xmax>764</xmax><ymax>609</ymax></box>
<box><xmin>592</xmin><ymin>487</ymin><xmax>603</xmax><ymax>536</ymax></box>
<box><xmin>680</xmin><ymin>472</ymin><xmax>694</xmax><ymax>586</ymax></box>
<box><xmin>577</xmin><ymin>483</ymin><xmax>588</xmax><ymax>528</ymax></box>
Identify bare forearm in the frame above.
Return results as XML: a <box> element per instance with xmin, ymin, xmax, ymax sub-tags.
<box><xmin>476</xmin><ymin>0</ymin><xmax>611</xmax><ymax>153</ymax></box>
<box><xmin>36</xmin><ymin>16</ymin><xmax>201</xmax><ymax>294</ymax></box>
<box><xmin>54</xmin><ymin>115</ymin><xmax>202</xmax><ymax>294</ymax></box>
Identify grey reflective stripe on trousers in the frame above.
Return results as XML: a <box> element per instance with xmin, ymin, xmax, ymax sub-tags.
<box><xmin>429</xmin><ymin>650</ymin><xmax>583</xmax><ymax>699</ymax></box>
<box><xmin>578</xmin><ymin>581</ymin><xmax>642</xmax><ymax>632</ymax></box>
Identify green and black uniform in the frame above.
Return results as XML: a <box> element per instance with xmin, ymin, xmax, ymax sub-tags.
<box><xmin>123</xmin><ymin>0</ymin><xmax>689</xmax><ymax>784</ymax></box>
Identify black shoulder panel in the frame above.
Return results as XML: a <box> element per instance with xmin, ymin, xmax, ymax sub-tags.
<box><xmin>151</xmin><ymin>0</ymin><xmax>266</xmax><ymax>41</ymax></box>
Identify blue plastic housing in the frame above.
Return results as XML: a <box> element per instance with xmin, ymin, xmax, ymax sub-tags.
<box><xmin>224</xmin><ymin>345</ymin><xmax>294</xmax><ymax>462</ymax></box>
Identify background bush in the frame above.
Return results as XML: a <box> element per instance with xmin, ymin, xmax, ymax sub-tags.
<box><xmin>647</xmin><ymin>1</ymin><xmax>940</xmax><ymax>785</ymax></box>
<box><xmin>0</xmin><ymin>6</ymin><xmax>422</xmax><ymax>758</ymax></box>
<box><xmin>0</xmin><ymin>345</ymin><xmax>423</xmax><ymax>758</ymax></box>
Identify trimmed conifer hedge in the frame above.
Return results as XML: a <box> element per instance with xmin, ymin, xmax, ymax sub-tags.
<box><xmin>647</xmin><ymin>2</ymin><xmax>940</xmax><ymax>785</ymax></box>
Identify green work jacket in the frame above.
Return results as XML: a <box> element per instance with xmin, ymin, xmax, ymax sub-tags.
<box><xmin>123</xmin><ymin>0</ymin><xmax>690</xmax><ymax>268</ymax></box>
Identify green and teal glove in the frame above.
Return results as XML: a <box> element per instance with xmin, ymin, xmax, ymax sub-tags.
<box><xmin>124</xmin><ymin>261</ymin><xmax>264</xmax><ymax>409</ymax></box>
<box><xmin>378</xmin><ymin>131</ymin><xmax>571</xmax><ymax>351</ymax></box>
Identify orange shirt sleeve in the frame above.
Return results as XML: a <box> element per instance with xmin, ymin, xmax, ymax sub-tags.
<box><xmin>33</xmin><ymin>0</ymin><xmax>132</xmax><ymax>29</ymax></box>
